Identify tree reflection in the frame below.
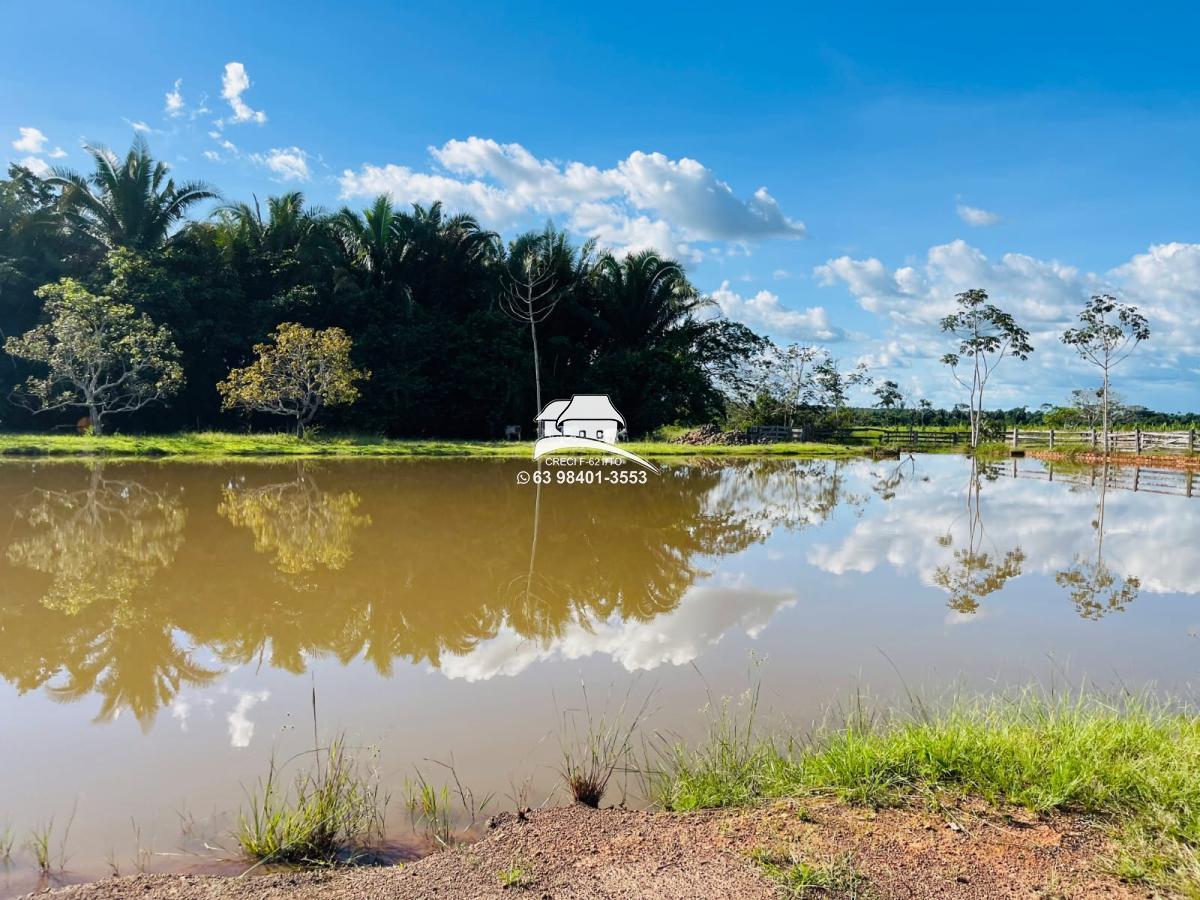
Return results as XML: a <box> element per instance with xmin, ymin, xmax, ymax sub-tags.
<box><xmin>1055</xmin><ymin>466</ymin><xmax>1141</xmax><ymax>619</ymax></box>
<box><xmin>7</xmin><ymin>465</ymin><xmax>186</xmax><ymax>613</ymax></box>
<box><xmin>218</xmin><ymin>463</ymin><xmax>371</xmax><ymax>584</ymax></box>
<box><xmin>0</xmin><ymin>459</ymin><xmax>862</xmax><ymax>728</ymax></box>
<box><xmin>0</xmin><ymin>464</ymin><xmax>216</xmax><ymax>730</ymax></box>
<box><xmin>932</xmin><ymin>460</ymin><xmax>1026</xmax><ymax>614</ymax></box>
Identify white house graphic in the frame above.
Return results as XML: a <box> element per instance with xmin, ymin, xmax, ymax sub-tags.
<box><xmin>531</xmin><ymin>394</ymin><xmax>657</xmax><ymax>472</ymax></box>
<box><xmin>534</xmin><ymin>394</ymin><xmax>625</xmax><ymax>443</ymax></box>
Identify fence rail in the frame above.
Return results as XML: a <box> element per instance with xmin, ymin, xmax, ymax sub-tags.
<box><xmin>1006</xmin><ymin>428</ymin><xmax>1197</xmax><ymax>453</ymax></box>
<box><xmin>987</xmin><ymin>459</ymin><xmax>1197</xmax><ymax>499</ymax></box>
<box><xmin>748</xmin><ymin>425</ymin><xmax>977</xmax><ymax>448</ymax></box>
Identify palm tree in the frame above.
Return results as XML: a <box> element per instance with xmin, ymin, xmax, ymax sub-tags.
<box><xmin>588</xmin><ymin>250</ymin><xmax>710</xmax><ymax>350</ymax></box>
<box><xmin>48</xmin><ymin>137</ymin><xmax>218</xmax><ymax>251</ymax></box>
<box><xmin>217</xmin><ymin>191</ymin><xmax>326</xmax><ymax>256</ymax></box>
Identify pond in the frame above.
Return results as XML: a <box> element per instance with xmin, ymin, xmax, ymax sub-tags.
<box><xmin>0</xmin><ymin>454</ymin><xmax>1196</xmax><ymax>894</ymax></box>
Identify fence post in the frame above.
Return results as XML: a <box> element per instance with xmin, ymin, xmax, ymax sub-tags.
<box><xmin>1010</xmin><ymin>427</ymin><xmax>1019</xmax><ymax>449</ymax></box>
<box><xmin>1049</xmin><ymin>428</ymin><xmax>1055</xmax><ymax>450</ymax></box>
<box><xmin>1135</xmin><ymin>427</ymin><xmax>1142</xmax><ymax>453</ymax></box>
<box><xmin>1090</xmin><ymin>428</ymin><xmax>1096</xmax><ymax>449</ymax></box>
<box><xmin>1190</xmin><ymin>429</ymin><xmax>1196</xmax><ymax>454</ymax></box>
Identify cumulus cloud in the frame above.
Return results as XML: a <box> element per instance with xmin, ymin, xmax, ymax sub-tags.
<box><xmin>711</xmin><ymin>280</ymin><xmax>845</xmax><ymax>341</ymax></box>
<box><xmin>11</xmin><ymin>126</ymin><xmax>47</xmax><ymax>153</ymax></box>
<box><xmin>219</xmin><ymin>62</ymin><xmax>267</xmax><ymax>125</ymax></box>
<box><xmin>815</xmin><ymin>239</ymin><xmax>1200</xmax><ymax>406</ymax></box>
<box><xmin>17</xmin><ymin>156</ymin><xmax>50</xmax><ymax>176</ymax></box>
<box><xmin>226</xmin><ymin>689</ymin><xmax>270</xmax><ymax>748</ymax></box>
<box><xmin>438</xmin><ymin>582</ymin><xmax>797</xmax><ymax>682</ymax></box>
<box><xmin>956</xmin><ymin>202</ymin><xmax>1001</xmax><ymax>226</ymax></box>
<box><xmin>253</xmin><ymin>146</ymin><xmax>310</xmax><ymax>181</ymax></box>
<box><xmin>339</xmin><ymin>137</ymin><xmax>804</xmax><ymax>258</ymax></box>
<box><xmin>164</xmin><ymin>78</ymin><xmax>184</xmax><ymax>117</ymax></box>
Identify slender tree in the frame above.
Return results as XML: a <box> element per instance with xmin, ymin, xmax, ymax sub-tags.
<box><xmin>4</xmin><ymin>278</ymin><xmax>184</xmax><ymax>434</ymax></box>
<box><xmin>48</xmin><ymin>138</ymin><xmax>218</xmax><ymax>250</ymax></box>
<box><xmin>500</xmin><ymin>228</ymin><xmax>567</xmax><ymax>416</ymax></box>
<box><xmin>940</xmin><ymin>288</ymin><xmax>1033</xmax><ymax>448</ymax></box>
<box><xmin>873</xmin><ymin>379</ymin><xmax>904</xmax><ymax>411</ymax></box>
<box><xmin>1061</xmin><ymin>294</ymin><xmax>1150</xmax><ymax>453</ymax></box>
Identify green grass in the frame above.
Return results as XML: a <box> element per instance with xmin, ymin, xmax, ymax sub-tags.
<box><xmin>654</xmin><ymin>687</ymin><xmax>1200</xmax><ymax>896</ymax></box>
<box><xmin>237</xmin><ymin>739</ymin><xmax>388</xmax><ymax>867</ymax></box>
<box><xmin>749</xmin><ymin>848</ymin><xmax>869</xmax><ymax>898</ymax></box>
<box><xmin>497</xmin><ymin>860</ymin><xmax>533</xmax><ymax>889</ymax></box>
<box><xmin>0</xmin><ymin>431</ymin><xmax>867</xmax><ymax>460</ymax></box>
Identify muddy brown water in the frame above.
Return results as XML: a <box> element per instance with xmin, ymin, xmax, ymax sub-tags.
<box><xmin>0</xmin><ymin>455</ymin><xmax>1196</xmax><ymax>896</ymax></box>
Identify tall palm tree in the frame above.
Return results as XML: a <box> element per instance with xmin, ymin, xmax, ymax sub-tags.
<box><xmin>217</xmin><ymin>191</ymin><xmax>326</xmax><ymax>256</ymax></box>
<box><xmin>588</xmin><ymin>250</ymin><xmax>710</xmax><ymax>350</ymax></box>
<box><xmin>332</xmin><ymin>196</ymin><xmax>497</xmax><ymax>312</ymax></box>
<box><xmin>48</xmin><ymin>137</ymin><xmax>218</xmax><ymax>251</ymax></box>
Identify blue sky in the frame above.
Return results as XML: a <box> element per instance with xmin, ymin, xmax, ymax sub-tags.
<box><xmin>4</xmin><ymin>1</ymin><xmax>1198</xmax><ymax>410</ymax></box>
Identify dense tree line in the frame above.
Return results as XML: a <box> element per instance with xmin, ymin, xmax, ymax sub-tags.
<box><xmin>0</xmin><ymin>140</ymin><xmax>763</xmax><ymax>437</ymax></box>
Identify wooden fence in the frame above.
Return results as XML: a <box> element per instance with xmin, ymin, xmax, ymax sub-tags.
<box><xmin>1005</xmin><ymin>428</ymin><xmax>1197</xmax><ymax>453</ymax></box>
<box><xmin>749</xmin><ymin>425</ymin><xmax>976</xmax><ymax>448</ymax></box>
<box><xmin>986</xmin><ymin>458</ymin><xmax>1197</xmax><ymax>499</ymax></box>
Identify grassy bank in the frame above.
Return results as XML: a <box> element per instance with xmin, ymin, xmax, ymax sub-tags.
<box><xmin>0</xmin><ymin>431</ymin><xmax>867</xmax><ymax>460</ymax></box>
<box><xmin>654</xmin><ymin>688</ymin><xmax>1200</xmax><ymax>895</ymax></box>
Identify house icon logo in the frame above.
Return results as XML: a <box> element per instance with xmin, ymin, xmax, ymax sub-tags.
<box><xmin>532</xmin><ymin>394</ymin><xmax>659</xmax><ymax>473</ymax></box>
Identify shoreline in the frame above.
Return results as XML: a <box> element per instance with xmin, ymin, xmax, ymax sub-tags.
<box><xmin>0</xmin><ymin>432</ymin><xmax>867</xmax><ymax>461</ymax></box>
<box><xmin>24</xmin><ymin>800</ymin><xmax>1140</xmax><ymax>900</ymax></box>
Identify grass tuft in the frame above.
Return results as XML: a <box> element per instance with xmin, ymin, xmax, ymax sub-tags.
<box><xmin>656</xmin><ymin>686</ymin><xmax>1200</xmax><ymax>896</ymax></box>
<box><xmin>557</xmin><ymin>684</ymin><xmax>650</xmax><ymax>808</ymax></box>
<box><xmin>236</xmin><ymin>737</ymin><xmax>388</xmax><ymax>867</ymax></box>
<box><xmin>497</xmin><ymin>859</ymin><xmax>533</xmax><ymax>889</ymax></box>
<box><xmin>749</xmin><ymin>847</ymin><xmax>869</xmax><ymax>897</ymax></box>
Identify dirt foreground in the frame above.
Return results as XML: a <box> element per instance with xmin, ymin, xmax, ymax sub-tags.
<box><xmin>29</xmin><ymin>800</ymin><xmax>1146</xmax><ymax>899</ymax></box>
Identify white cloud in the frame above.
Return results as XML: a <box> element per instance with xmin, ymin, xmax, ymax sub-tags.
<box><xmin>202</xmin><ymin>150</ymin><xmax>221</xmax><ymax>162</ymax></box>
<box><xmin>17</xmin><ymin>156</ymin><xmax>50</xmax><ymax>176</ymax></box>
<box><xmin>438</xmin><ymin>582</ymin><xmax>797</xmax><ymax>682</ymax></box>
<box><xmin>48</xmin><ymin>146</ymin><xmax>66</xmax><ymax>159</ymax></box>
<box><xmin>711</xmin><ymin>280</ymin><xmax>845</xmax><ymax>341</ymax></box>
<box><xmin>815</xmin><ymin>239</ymin><xmax>1200</xmax><ymax>406</ymax></box>
<box><xmin>772</xmin><ymin>269</ymin><xmax>791</xmax><ymax>280</ymax></box>
<box><xmin>956</xmin><ymin>202</ymin><xmax>1001</xmax><ymax>226</ymax></box>
<box><xmin>219</xmin><ymin>62</ymin><xmax>267</xmax><ymax>125</ymax></box>
<box><xmin>253</xmin><ymin>146</ymin><xmax>310</xmax><ymax>182</ymax></box>
<box><xmin>12</xmin><ymin>126</ymin><xmax>47</xmax><ymax>153</ymax></box>
<box><xmin>339</xmin><ymin>137</ymin><xmax>805</xmax><ymax>258</ymax></box>
<box><xmin>129</xmin><ymin>120</ymin><xmax>151</xmax><ymax>133</ymax></box>
<box><xmin>226</xmin><ymin>689</ymin><xmax>270</xmax><ymax>748</ymax></box>
<box><xmin>164</xmin><ymin>78</ymin><xmax>184</xmax><ymax>117</ymax></box>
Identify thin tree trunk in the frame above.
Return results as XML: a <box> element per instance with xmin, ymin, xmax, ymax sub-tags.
<box><xmin>1101</xmin><ymin>365</ymin><xmax>1110</xmax><ymax>456</ymax></box>
<box><xmin>89</xmin><ymin>405</ymin><xmax>102</xmax><ymax>436</ymax></box>
<box><xmin>528</xmin><ymin>314</ymin><xmax>542</xmax><ymax>416</ymax></box>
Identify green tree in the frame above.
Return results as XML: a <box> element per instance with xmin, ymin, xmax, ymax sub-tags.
<box><xmin>940</xmin><ymin>288</ymin><xmax>1034</xmax><ymax>448</ymax></box>
<box><xmin>1061</xmin><ymin>295</ymin><xmax>1150</xmax><ymax>452</ymax></box>
<box><xmin>49</xmin><ymin>138</ymin><xmax>218</xmax><ymax>250</ymax></box>
<box><xmin>873</xmin><ymin>379</ymin><xmax>904</xmax><ymax>411</ymax></box>
<box><xmin>4</xmin><ymin>278</ymin><xmax>184</xmax><ymax>434</ymax></box>
<box><xmin>218</xmin><ymin>322</ymin><xmax>369</xmax><ymax>435</ymax></box>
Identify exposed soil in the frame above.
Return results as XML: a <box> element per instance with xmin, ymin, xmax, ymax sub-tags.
<box><xmin>27</xmin><ymin>799</ymin><xmax>1150</xmax><ymax>899</ymax></box>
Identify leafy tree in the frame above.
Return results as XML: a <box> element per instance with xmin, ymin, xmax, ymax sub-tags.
<box><xmin>49</xmin><ymin>138</ymin><xmax>218</xmax><ymax>250</ymax></box>
<box><xmin>813</xmin><ymin>355</ymin><xmax>871</xmax><ymax>424</ymax></box>
<box><xmin>1061</xmin><ymin>294</ymin><xmax>1150</xmax><ymax>452</ymax></box>
<box><xmin>218</xmin><ymin>322</ymin><xmax>369</xmax><ymax>435</ymax></box>
<box><xmin>4</xmin><ymin>278</ymin><xmax>184</xmax><ymax>433</ymax></box>
<box><xmin>917</xmin><ymin>398</ymin><xmax>933</xmax><ymax>425</ymax></box>
<box><xmin>873</xmin><ymin>379</ymin><xmax>904</xmax><ymax>411</ymax></box>
<box><xmin>940</xmin><ymin>288</ymin><xmax>1033</xmax><ymax>448</ymax></box>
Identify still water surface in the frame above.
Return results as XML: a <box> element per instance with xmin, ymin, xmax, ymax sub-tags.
<box><xmin>0</xmin><ymin>455</ymin><xmax>1196</xmax><ymax>893</ymax></box>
